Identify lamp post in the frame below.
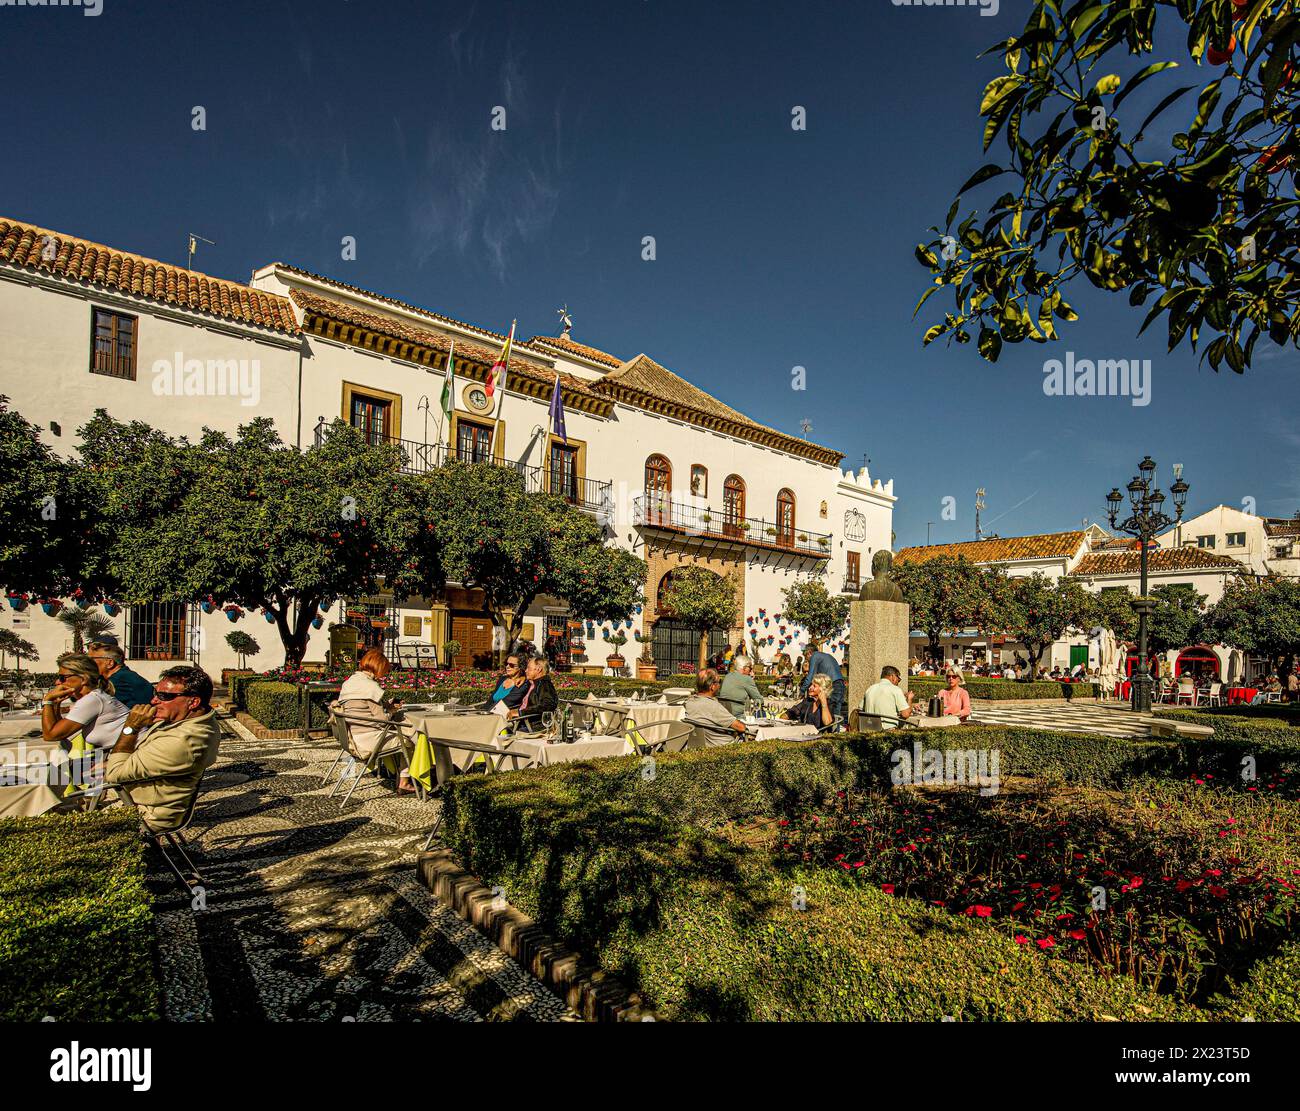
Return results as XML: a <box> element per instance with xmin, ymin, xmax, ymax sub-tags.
<box><xmin>1105</xmin><ymin>458</ymin><xmax>1190</xmax><ymax>712</ymax></box>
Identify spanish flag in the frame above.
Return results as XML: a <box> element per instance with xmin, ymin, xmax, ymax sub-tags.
<box><xmin>485</xmin><ymin>319</ymin><xmax>516</xmax><ymax>398</ymax></box>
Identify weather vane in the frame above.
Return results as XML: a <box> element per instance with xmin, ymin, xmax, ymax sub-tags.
<box><xmin>557</xmin><ymin>304</ymin><xmax>573</xmax><ymax>336</ymax></box>
<box><xmin>799</xmin><ymin>418</ymin><xmax>812</xmax><ymax>437</ymax></box>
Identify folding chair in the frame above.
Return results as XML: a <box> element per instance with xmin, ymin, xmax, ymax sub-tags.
<box><xmin>660</xmin><ymin>688</ymin><xmax>693</xmax><ymax>706</ymax></box>
<box><xmin>328</xmin><ymin>709</ymin><xmax>411</xmax><ymax>808</ymax></box>
<box><xmin>1204</xmin><ymin>682</ymin><xmax>1224</xmax><ymax>707</ymax></box>
<box><xmin>120</xmin><ymin>779</ymin><xmax>209</xmax><ymax>896</ymax></box>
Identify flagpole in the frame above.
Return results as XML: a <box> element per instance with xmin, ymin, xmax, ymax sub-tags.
<box><xmin>492</xmin><ymin>319</ymin><xmax>516</xmax><ymax>458</ymax></box>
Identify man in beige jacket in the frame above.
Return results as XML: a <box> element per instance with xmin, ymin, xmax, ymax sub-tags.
<box><xmin>105</xmin><ymin>665</ymin><xmax>222</xmax><ymax>833</ymax></box>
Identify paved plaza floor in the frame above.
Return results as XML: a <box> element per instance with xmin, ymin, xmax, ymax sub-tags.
<box><xmin>149</xmin><ymin>717</ymin><xmax>576</xmax><ymax>1022</ymax></box>
<box><xmin>968</xmin><ymin>700</ymin><xmax>1163</xmax><ymax>739</ymax></box>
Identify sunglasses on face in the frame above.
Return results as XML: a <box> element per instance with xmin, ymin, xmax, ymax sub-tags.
<box><xmin>153</xmin><ymin>691</ymin><xmax>189</xmax><ymax>703</ymax></box>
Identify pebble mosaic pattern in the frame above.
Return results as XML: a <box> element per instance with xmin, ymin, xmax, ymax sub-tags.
<box><xmin>149</xmin><ymin>720</ymin><xmax>576</xmax><ymax>1022</ymax></box>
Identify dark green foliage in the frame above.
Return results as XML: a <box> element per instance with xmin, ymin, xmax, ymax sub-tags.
<box><xmin>0</xmin><ymin>811</ymin><xmax>159</xmax><ymax>1021</ymax></box>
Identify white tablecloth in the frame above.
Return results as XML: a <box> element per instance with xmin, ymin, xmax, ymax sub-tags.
<box><xmin>0</xmin><ymin>784</ymin><xmax>65</xmax><ymax>818</ymax></box>
<box><xmin>746</xmin><ymin>722</ymin><xmax>819</xmax><ymax>742</ymax></box>
<box><xmin>0</xmin><ymin>715</ymin><xmax>43</xmax><ymax>741</ymax></box>
<box><xmin>502</xmin><ymin>735</ymin><xmax>631</xmax><ymax>766</ymax></box>
<box><xmin>574</xmin><ymin>696</ymin><xmax>683</xmax><ymax>736</ymax></box>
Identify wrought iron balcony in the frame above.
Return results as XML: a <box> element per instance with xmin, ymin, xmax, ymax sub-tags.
<box><xmin>314</xmin><ymin>420</ymin><xmax>612</xmax><ymax>515</ymax></box>
<box><xmin>632</xmin><ymin>495</ymin><xmax>832</xmax><ymax>558</ymax></box>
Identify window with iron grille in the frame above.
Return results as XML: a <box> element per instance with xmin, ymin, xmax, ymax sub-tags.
<box><xmin>126</xmin><ymin>602</ymin><xmax>187</xmax><ymax>661</ymax></box>
<box><xmin>90</xmin><ymin>308</ymin><xmax>138</xmax><ymax>379</ymax></box>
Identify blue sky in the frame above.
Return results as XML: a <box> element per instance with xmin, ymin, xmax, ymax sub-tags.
<box><xmin>3</xmin><ymin>0</ymin><xmax>1295</xmax><ymax>546</ymax></box>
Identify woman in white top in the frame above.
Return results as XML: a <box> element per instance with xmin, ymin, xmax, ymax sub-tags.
<box><xmin>335</xmin><ymin>649</ymin><xmax>413</xmax><ymax>791</ymax></box>
<box><xmin>42</xmin><ymin>652</ymin><xmax>130</xmax><ymax>750</ymax></box>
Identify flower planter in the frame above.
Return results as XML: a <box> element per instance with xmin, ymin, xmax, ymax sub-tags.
<box><xmin>200</xmin><ymin>600</ymin><xmax>216</xmax><ymax>614</ymax></box>
<box><xmin>221</xmin><ymin>667</ymin><xmax>255</xmax><ymax>688</ymax></box>
<box><xmin>636</xmin><ymin>661</ymin><xmax>658</xmax><ymax>681</ymax></box>
<box><xmin>225</xmin><ymin>609</ymin><xmax>242</xmax><ymax>622</ymax></box>
<box><xmin>7</xmin><ymin>595</ymin><xmax>28</xmax><ymax>612</ymax></box>
<box><xmin>311</xmin><ymin>616</ymin><xmax>324</xmax><ymax>630</ymax></box>
<box><xmin>371</xmin><ymin>618</ymin><xmax>391</xmax><ymax>629</ymax></box>
<box><xmin>605</xmin><ymin>654</ymin><xmax>625</xmax><ymax>669</ymax></box>
<box><xmin>40</xmin><ymin>601</ymin><xmax>63</xmax><ymax>617</ymax></box>
<box><xmin>103</xmin><ymin>603</ymin><xmax>121</xmax><ymax>617</ymax></box>
<box><xmin>263</xmin><ymin>611</ymin><xmax>276</xmax><ymax>623</ymax></box>
<box><xmin>72</xmin><ymin>598</ymin><xmax>91</xmax><ymax>610</ymax></box>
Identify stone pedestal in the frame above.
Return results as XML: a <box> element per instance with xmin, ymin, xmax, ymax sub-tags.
<box><xmin>848</xmin><ymin>600</ymin><xmax>911</xmax><ymax>712</ymax></box>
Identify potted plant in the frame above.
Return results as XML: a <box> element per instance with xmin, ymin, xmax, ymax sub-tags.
<box><xmin>311</xmin><ymin>615</ymin><xmax>324</xmax><ymax>630</ymax></box>
<box><xmin>263</xmin><ymin>609</ymin><xmax>277</xmax><ymax>623</ymax></box>
<box><xmin>817</xmin><ymin>535</ymin><xmax>830</xmax><ymax>549</ymax></box>
<box><xmin>606</xmin><ymin>631</ymin><xmax>628</xmax><ymax>669</ymax></box>
<box><xmin>200</xmin><ymin>596</ymin><xmax>216</xmax><ymax>614</ymax></box>
<box><xmin>636</xmin><ymin>624</ymin><xmax>658</xmax><ymax>681</ymax></box>
<box><xmin>70</xmin><ymin>590</ymin><xmax>90</xmax><ymax>610</ymax></box>
<box><xmin>765</xmin><ymin>526</ymin><xmax>778</xmax><ymax>537</ymax></box>
<box><xmin>224</xmin><ymin>605</ymin><xmax>244</xmax><ymax>622</ymax></box>
<box><xmin>145</xmin><ymin>645</ymin><xmax>164</xmax><ymax>661</ymax></box>
<box><xmin>40</xmin><ymin>599</ymin><xmax>63</xmax><ymax>617</ymax></box>
<box><xmin>371</xmin><ymin>615</ymin><xmax>391</xmax><ymax>629</ymax></box>
<box><xmin>103</xmin><ymin>601</ymin><xmax>121</xmax><ymax>617</ymax></box>
<box><xmin>442</xmin><ymin>640</ymin><xmax>462</xmax><ymax>669</ymax></box>
<box><xmin>6</xmin><ymin>592</ymin><xmax>28</xmax><ymax>612</ymax></box>
<box><xmin>739</xmin><ymin>521</ymin><xmax>751</xmax><ymax>532</ymax></box>
<box><xmin>222</xmin><ymin>630</ymin><xmax>260</xmax><ymax>686</ymax></box>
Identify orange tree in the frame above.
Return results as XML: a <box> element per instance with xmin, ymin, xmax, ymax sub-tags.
<box><xmin>1202</xmin><ymin>573</ymin><xmax>1300</xmax><ymax>682</ymax></box>
<box><xmin>917</xmin><ymin>0</ymin><xmax>1300</xmax><ymax>371</ymax></box>
<box><xmin>891</xmin><ymin>555</ymin><xmax>990</xmax><ymax>661</ymax></box>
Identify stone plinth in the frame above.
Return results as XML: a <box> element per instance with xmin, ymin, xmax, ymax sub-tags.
<box><xmin>848</xmin><ymin>600</ymin><xmax>911</xmax><ymax>712</ymax></box>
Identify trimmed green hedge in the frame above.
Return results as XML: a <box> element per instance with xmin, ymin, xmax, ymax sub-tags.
<box><xmin>441</xmin><ymin>738</ymin><xmax>1197</xmax><ymax>1020</ymax></box>
<box><xmin>1208</xmin><ymin>940</ymin><xmax>1300</xmax><ymax>1021</ymax></box>
<box><xmin>1153</xmin><ymin>708</ymin><xmax>1300</xmax><ymax>748</ymax></box>
<box><xmin>0</xmin><ymin>811</ymin><xmax>159</xmax><ymax>1021</ymax></box>
<box><xmin>911</xmin><ymin>677</ymin><xmax>1100</xmax><ymax>701</ymax></box>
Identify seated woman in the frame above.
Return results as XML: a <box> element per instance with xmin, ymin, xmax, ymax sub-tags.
<box><xmin>509</xmin><ymin>656</ymin><xmax>558</xmax><ymax>732</ymax></box>
<box><xmin>481</xmin><ymin>652</ymin><xmax>528</xmax><ymax>712</ymax></box>
<box><xmin>784</xmin><ymin>673</ymin><xmax>835</xmax><ymax>730</ymax></box>
<box><xmin>336</xmin><ymin>649</ymin><xmax>412</xmax><ymax>791</ymax></box>
<box><xmin>41</xmin><ymin>652</ymin><xmax>129</xmax><ymax>758</ymax></box>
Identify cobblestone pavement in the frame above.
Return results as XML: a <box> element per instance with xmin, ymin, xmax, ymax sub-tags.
<box><xmin>150</xmin><ymin>720</ymin><xmax>576</xmax><ymax>1021</ymax></box>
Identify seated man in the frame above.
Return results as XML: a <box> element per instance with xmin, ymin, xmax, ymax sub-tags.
<box><xmin>938</xmin><ymin>671</ymin><xmax>971</xmax><ymax>721</ymax></box>
<box><xmin>510</xmin><ymin>656</ymin><xmax>558</xmax><ymax>732</ymax></box>
<box><xmin>718</xmin><ymin>657</ymin><xmax>763</xmax><ymax>717</ymax></box>
<box><xmin>86</xmin><ymin>640</ymin><xmax>155</xmax><ymax>709</ymax></box>
<box><xmin>105</xmin><ymin>665</ymin><xmax>222</xmax><ymax>833</ymax></box>
<box><xmin>683</xmin><ymin>669</ymin><xmax>748</xmax><ymax>745</ymax></box>
<box><xmin>861</xmin><ymin>665</ymin><xmax>915</xmax><ymax>730</ymax></box>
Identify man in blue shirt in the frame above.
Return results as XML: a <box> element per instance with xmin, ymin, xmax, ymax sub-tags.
<box><xmin>87</xmin><ymin>641</ymin><xmax>156</xmax><ymax>709</ymax></box>
<box><xmin>799</xmin><ymin>639</ymin><xmax>846</xmax><ymax>725</ymax></box>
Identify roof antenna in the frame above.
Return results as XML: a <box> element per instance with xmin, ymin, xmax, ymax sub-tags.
<box><xmin>187</xmin><ymin>233</ymin><xmax>216</xmax><ymax>270</ymax></box>
<box><xmin>975</xmin><ymin>488</ymin><xmax>986</xmax><ymax>540</ymax></box>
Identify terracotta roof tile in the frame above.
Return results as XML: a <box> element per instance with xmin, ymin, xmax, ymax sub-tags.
<box><xmin>592</xmin><ymin>354</ymin><xmax>843</xmax><ymax>465</ymax></box>
<box><xmin>0</xmin><ymin>217</ymin><xmax>298</xmax><ymax>335</ymax></box>
<box><xmin>289</xmin><ymin>289</ymin><xmax>603</xmax><ymax>401</ymax></box>
<box><xmin>1265</xmin><ymin>520</ymin><xmax>1300</xmax><ymax>537</ymax></box>
<box><xmin>896</xmin><ymin>531</ymin><xmax>1089</xmax><ymax>565</ymax></box>
<box><xmin>1073</xmin><ymin>548</ymin><xmax>1247</xmax><ymax>575</ymax></box>
<box><xmin>528</xmin><ymin>333</ymin><xmax>623</xmax><ymax>368</ymax></box>
<box><xmin>267</xmin><ymin>263</ymin><xmax>535</xmax><ymax>347</ymax></box>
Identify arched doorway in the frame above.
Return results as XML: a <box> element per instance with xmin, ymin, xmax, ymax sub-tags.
<box><xmin>1175</xmin><ymin>645</ymin><xmax>1221</xmax><ymax>681</ymax></box>
<box><xmin>652</xmin><ymin>568</ymin><xmax>729</xmax><ymax>678</ymax></box>
<box><xmin>723</xmin><ymin>475</ymin><xmax>746</xmax><ymax>538</ymax></box>
<box><xmin>645</xmin><ymin>454</ymin><xmax>672</xmax><ymax>526</ymax></box>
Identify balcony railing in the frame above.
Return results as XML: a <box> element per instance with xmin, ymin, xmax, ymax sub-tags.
<box><xmin>315</xmin><ymin>420</ymin><xmax>613</xmax><ymax>515</ymax></box>
<box><xmin>840</xmin><ymin>577</ymin><xmax>861</xmax><ymax>595</ymax></box>
<box><xmin>632</xmin><ymin>495</ymin><xmax>832</xmax><ymax>558</ymax></box>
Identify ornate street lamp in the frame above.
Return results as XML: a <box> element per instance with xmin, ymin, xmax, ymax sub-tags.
<box><xmin>1105</xmin><ymin>459</ymin><xmax>1189</xmax><ymax>712</ymax></box>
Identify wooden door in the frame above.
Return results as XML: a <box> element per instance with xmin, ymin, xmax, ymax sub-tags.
<box><xmin>451</xmin><ymin>615</ymin><xmax>495</xmax><ymax>670</ymax></box>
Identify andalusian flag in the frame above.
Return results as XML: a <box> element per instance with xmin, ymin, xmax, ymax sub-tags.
<box><xmin>439</xmin><ymin>341</ymin><xmax>456</xmax><ymax>441</ymax></box>
<box><xmin>485</xmin><ymin>319</ymin><xmax>516</xmax><ymax>398</ymax></box>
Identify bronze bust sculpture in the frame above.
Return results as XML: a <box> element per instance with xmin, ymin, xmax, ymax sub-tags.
<box><xmin>859</xmin><ymin>550</ymin><xmax>905</xmax><ymax>603</ymax></box>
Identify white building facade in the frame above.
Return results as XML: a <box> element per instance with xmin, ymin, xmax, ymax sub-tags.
<box><xmin>0</xmin><ymin>216</ymin><xmax>894</xmax><ymax>679</ymax></box>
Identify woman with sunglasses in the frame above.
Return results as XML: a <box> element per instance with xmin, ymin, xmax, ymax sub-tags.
<box><xmin>482</xmin><ymin>652</ymin><xmax>529</xmax><ymax>712</ymax></box>
<box><xmin>41</xmin><ymin>652</ymin><xmax>129</xmax><ymax>750</ymax></box>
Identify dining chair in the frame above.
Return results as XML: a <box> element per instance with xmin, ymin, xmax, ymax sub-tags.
<box><xmin>328</xmin><ymin>709</ymin><xmax>411</xmax><ymax>808</ymax></box>
<box><xmin>1205</xmin><ymin>681</ymin><xmax>1223</xmax><ymax>707</ymax></box>
<box><xmin>627</xmin><ymin>718</ymin><xmax>694</xmax><ymax>755</ymax></box>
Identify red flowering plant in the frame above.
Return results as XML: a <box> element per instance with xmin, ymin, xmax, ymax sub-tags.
<box><xmin>772</xmin><ymin>774</ymin><xmax>1300</xmax><ymax>1003</ymax></box>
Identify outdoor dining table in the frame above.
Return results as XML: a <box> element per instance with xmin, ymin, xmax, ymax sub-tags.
<box><xmin>743</xmin><ymin>721</ymin><xmax>819</xmax><ymax>742</ymax></box>
<box><xmin>1226</xmin><ymin>687</ymin><xmax>1259</xmax><ymax>706</ymax></box>
<box><xmin>0</xmin><ymin>784</ymin><xmax>65</xmax><ymax>819</ymax></box>
<box><xmin>572</xmin><ymin>694</ymin><xmax>684</xmax><ymax>736</ymax></box>
<box><xmin>0</xmin><ymin>713</ymin><xmax>43</xmax><ymax>742</ymax></box>
<box><xmin>406</xmin><ymin>709</ymin><xmax>635</xmax><ymax>771</ymax></box>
